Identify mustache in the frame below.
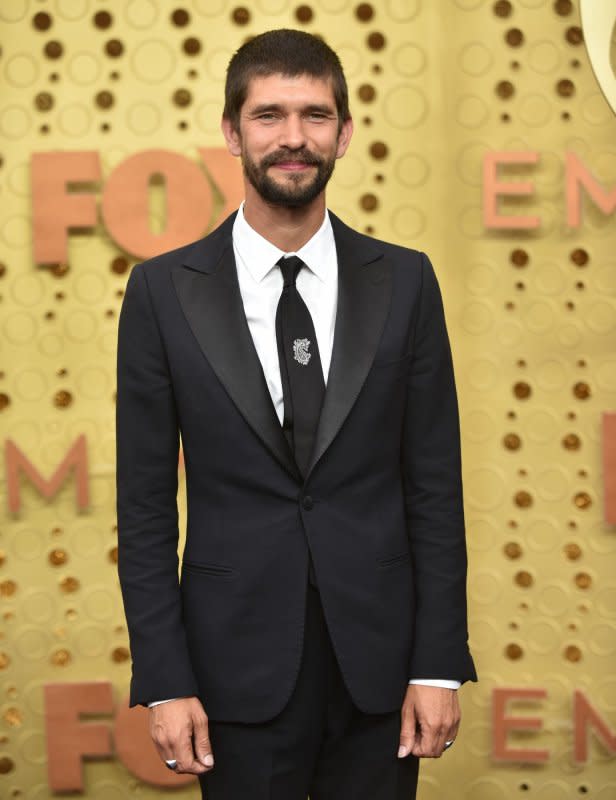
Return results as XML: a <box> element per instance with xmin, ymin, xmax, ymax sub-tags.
<box><xmin>261</xmin><ymin>149</ymin><xmax>323</xmax><ymax>168</ymax></box>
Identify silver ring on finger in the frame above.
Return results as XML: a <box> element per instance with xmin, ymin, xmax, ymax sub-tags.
<box><xmin>165</xmin><ymin>758</ymin><xmax>178</xmax><ymax>770</ymax></box>
<box><xmin>443</xmin><ymin>740</ymin><xmax>455</xmax><ymax>751</ymax></box>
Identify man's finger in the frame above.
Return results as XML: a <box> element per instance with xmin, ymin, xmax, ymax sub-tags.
<box><xmin>411</xmin><ymin>717</ymin><xmax>440</xmax><ymax>758</ymax></box>
<box><xmin>398</xmin><ymin>701</ymin><xmax>417</xmax><ymax>758</ymax></box>
<box><xmin>174</xmin><ymin>731</ymin><xmax>207</xmax><ymax>775</ymax></box>
<box><xmin>192</xmin><ymin>711</ymin><xmax>215</xmax><ymax>769</ymax></box>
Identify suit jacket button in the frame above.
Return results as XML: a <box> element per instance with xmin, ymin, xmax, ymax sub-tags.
<box><xmin>302</xmin><ymin>495</ymin><xmax>314</xmax><ymax>511</ymax></box>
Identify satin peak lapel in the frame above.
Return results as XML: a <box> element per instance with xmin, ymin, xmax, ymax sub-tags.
<box><xmin>305</xmin><ymin>212</ymin><xmax>392</xmax><ymax>479</ymax></box>
<box><xmin>172</xmin><ymin>214</ymin><xmax>302</xmax><ymax>482</ymax></box>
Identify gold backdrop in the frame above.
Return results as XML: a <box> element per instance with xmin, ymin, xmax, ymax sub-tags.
<box><xmin>1</xmin><ymin>0</ymin><xmax>615</xmax><ymax>797</ymax></box>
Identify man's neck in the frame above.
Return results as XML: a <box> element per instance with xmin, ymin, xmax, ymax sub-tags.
<box><xmin>242</xmin><ymin>188</ymin><xmax>326</xmax><ymax>253</ymax></box>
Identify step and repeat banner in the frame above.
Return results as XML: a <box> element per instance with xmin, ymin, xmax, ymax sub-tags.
<box><xmin>1</xmin><ymin>0</ymin><xmax>615</xmax><ymax>797</ymax></box>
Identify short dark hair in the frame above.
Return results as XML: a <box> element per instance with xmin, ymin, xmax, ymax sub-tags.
<box><xmin>223</xmin><ymin>28</ymin><xmax>351</xmax><ymax>133</ymax></box>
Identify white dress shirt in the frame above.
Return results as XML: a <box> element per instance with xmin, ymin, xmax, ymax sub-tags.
<box><xmin>148</xmin><ymin>202</ymin><xmax>459</xmax><ymax>706</ymax></box>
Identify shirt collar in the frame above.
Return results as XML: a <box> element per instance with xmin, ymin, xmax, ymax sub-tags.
<box><xmin>232</xmin><ymin>200</ymin><xmax>335</xmax><ymax>284</ymax></box>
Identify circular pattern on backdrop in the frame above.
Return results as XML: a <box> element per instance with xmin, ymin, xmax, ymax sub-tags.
<box><xmin>526</xmin><ymin>409</ymin><xmax>559</xmax><ymax>443</ymax></box>
<box><xmin>466</xmin><ymin>263</ymin><xmax>498</xmax><ymax>294</ymax></box>
<box><xmin>75</xmin><ymin>367</ymin><xmax>110</xmax><ymax>399</ymax></box>
<box><xmin>11</xmin><ymin>527</ymin><xmax>44</xmax><ymax>561</ymax></box>
<box><xmin>4</xmin><ymin>312</ymin><xmax>37</xmax><ymax>345</ymax></box>
<box><xmin>67</xmin><ymin>52</ymin><xmax>102</xmax><ymax>84</ymax></box>
<box><xmin>18</xmin><ymin>730</ymin><xmax>47</xmax><ymax>766</ymax></box>
<box><xmin>469</xmin><ymin>570</ymin><xmax>503</xmax><ymax>605</ymax></box>
<box><xmin>467</xmin><ymin>357</ymin><xmax>500</xmax><ymax>390</ymax></box>
<box><xmin>0</xmin><ymin>105</ymin><xmax>32</xmax><ymax>139</ymax></box>
<box><xmin>131</xmin><ymin>40</ymin><xmax>176</xmax><ymax>83</ymax></box>
<box><xmin>461</xmin><ymin>300</ymin><xmax>494</xmax><ymax>335</ymax></box>
<box><xmin>536</xmin><ymin>465</ymin><xmax>569</xmax><ymax>501</ymax></box>
<box><xmin>391</xmin><ymin>43</ymin><xmax>426</xmax><ymax>76</ymax></box>
<box><xmin>0</xmin><ymin>1</ymin><xmax>28</xmax><ymax>22</ymax></box>
<box><xmin>318</xmin><ymin>0</ymin><xmax>349</xmax><ymax>11</ymax></box>
<box><xmin>462</xmin><ymin>408</ymin><xmax>496</xmax><ymax>442</ymax></box>
<box><xmin>519</xmin><ymin>94</ymin><xmax>553</xmax><ymax>127</ymax></box>
<box><xmin>63</xmin><ymin>310</ymin><xmax>97</xmax><ymax>342</ymax></box>
<box><xmin>527</xmin><ymin>619</ymin><xmax>562</xmax><ymax>654</ymax></box>
<box><xmin>37</xmin><ymin>333</ymin><xmax>64</xmax><ymax>357</ymax></box>
<box><xmin>11</xmin><ymin>273</ymin><xmax>45</xmax><ymax>307</ymax></box>
<box><xmin>75</xmin><ymin>625</ymin><xmax>108</xmax><ymax>656</ymax></box>
<box><xmin>466</xmin><ymin>465</ymin><xmax>506</xmax><ymax>510</ymax></box>
<box><xmin>124</xmin><ymin>0</ymin><xmax>159</xmax><ymax>28</ymax></box>
<box><xmin>194</xmin><ymin>0</ymin><xmax>227</xmax><ymax>14</ymax></box>
<box><xmin>21</xmin><ymin>590</ymin><xmax>57</xmax><ymax>624</ymax></box>
<box><xmin>7</xmin><ymin>161</ymin><xmax>31</xmax><ymax>197</ymax></box>
<box><xmin>4</xmin><ymin>53</ymin><xmax>40</xmax><ymax>87</ymax></box>
<box><xmin>73</xmin><ymin>272</ymin><xmax>107</xmax><ymax>304</ymax></box>
<box><xmin>83</xmin><ymin>588</ymin><xmax>115</xmax><ymax>620</ymax></box>
<box><xmin>57</xmin><ymin>104</ymin><xmax>92</xmax><ymax>137</ymax></box>
<box><xmin>13</xmin><ymin>627</ymin><xmax>49</xmax><ymax>661</ymax></box>
<box><xmin>528</xmin><ymin>40</ymin><xmax>562</xmax><ymax>73</ymax></box>
<box><xmin>395</xmin><ymin>153</ymin><xmax>429</xmax><ymax>187</ymax></box>
<box><xmin>456</xmin><ymin>95</ymin><xmax>490</xmax><ymax>128</ymax></box>
<box><xmin>391</xmin><ymin>205</ymin><xmax>425</xmax><ymax>239</ymax></box>
<box><xmin>467</xmin><ymin>517</ymin><xmax>498</xmax><ymax>552</ymax></box>
<box><xmin>13</xmin><ymin>369</ymin><xmax>48</xmax><ymax>402</ymax></box>
<box><xmin>538</xmin><ymin>582</ymin><xmax>572</xmax><ymax>616</ymax></box>
<box><xmin>383</xmin><ymin>85</ymin><xmax>427</xmax><ymax>128</ymax></box>
<box><xmin>1</xmin><ymin>215</ymin><xmax>30</xmax><ymax>248</ymax></box>
<box><xmin>333</xmin><ymin>154</ymin><xmax>366</xmax><ymax>188</ymax></box>
<box><xmin>458</xmin><ymin>42</ymin><xmax>494</xmax><ymax>75</ymax></box>
<box><xmin>56</xmin><ymin>0</ymin><xmax>90</xmax><ymax>21</ymax></box>
<box><xmin>385</xmin><ymin>0</ymin><xmax>420</xmax><ymax>20</ymax></box>
<box><xmin>532</xmin><ymin>262</ymin><xmax>565</xmax><ymax>295</ymax></box>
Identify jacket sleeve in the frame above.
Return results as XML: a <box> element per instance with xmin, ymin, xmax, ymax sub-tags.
<box><xmin>401</xmin><ymin>252</ymin><xmax>477</xmax><ymax>685</ymax></box>
<box><xmin>116</xmin><ymin>263</ymin><xmax>200</xmax><ymax>707</ymax></box>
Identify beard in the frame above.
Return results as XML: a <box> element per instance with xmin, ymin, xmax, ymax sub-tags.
<box><xmin>241</xmin><ymin>145</ymin><xmax>337</xmax><ymax>208</ymax></box>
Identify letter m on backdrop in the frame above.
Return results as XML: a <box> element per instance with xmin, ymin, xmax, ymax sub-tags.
<box><xmin>5</xmin><ymin>435</ymin><xmax>89</xmax><ymax>513</ymax></box>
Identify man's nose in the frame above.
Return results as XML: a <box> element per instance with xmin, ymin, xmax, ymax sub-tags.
<box><xmin>278</xmin><ymin>115</ymin><xmax>307</xmax><ymax>149</ymax></box>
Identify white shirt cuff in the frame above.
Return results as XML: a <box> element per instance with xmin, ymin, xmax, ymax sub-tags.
<box><xmin>147</xmin><ymin>697</ymin><xmax>184</xmax><ymax>707</ymax></box>
<box><xmin>408</xmin><ymin>678</ymin><xmax>461</xmax><ymax>690</ymax></box>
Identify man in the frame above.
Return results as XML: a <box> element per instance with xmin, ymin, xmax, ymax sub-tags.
<box><xmin>116</xmin><ymin>28</ymin><xmax>477</xmax><ymax>800</ymax></box>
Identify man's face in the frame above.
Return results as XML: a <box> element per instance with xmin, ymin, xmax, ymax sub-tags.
<box><xmin>222</xmin><ymin>73</ymin><xmax>353</xmax><ymax>208</ymax></box>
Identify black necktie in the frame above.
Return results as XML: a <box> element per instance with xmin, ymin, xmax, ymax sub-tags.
<box><xmin>275</xmin><ymin>255</ymin><xmax>326</xmax><ymax>478</ymax></box>
<box><xmin>275</xmin><ymin>256</ymin><xmax>325</xmax><ymax>589</ymax></box>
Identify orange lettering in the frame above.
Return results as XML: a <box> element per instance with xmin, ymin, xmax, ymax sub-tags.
<box><xmin>483</xmin><ymin>151</ymin><xmax>540</xmax><ymax>229</ymax></box>
<box><xmin>5</xmin><ymin>435</ymin><xmax>89</xmax><ymax>513</ymax></box>
<box><xmin>101</xmin><ymin>149</ymin><xmax>212</xmax><ymax>259</ymax></box>
<box><xmin>44</xmin><ymin>682</ymin><xmax>113</xmax><ymax>791</ymax></box>
<box><xmin>566</xmin><ymin>151</ymin><xmax>616</xmax><ymax>227</ymax></box>
<box><xmin>492</xmin><ymin>688</ymin><xmax>549</xmax><ymax>762</ymax></box>
<box><xmin>31</xmin><ymin>151</ymin><xmax>101</xmax><ymax>264</ymax></box>
<box><xmin>574</xmin><ymin>689</ymin><xmax>616</xmax><ymax>763</ymax></box>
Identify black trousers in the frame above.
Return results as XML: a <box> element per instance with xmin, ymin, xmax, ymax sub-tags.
<box><xmin>199</xmin><ymin>579</ymin><xmax>419</xmax><ymax>799</ymax></box>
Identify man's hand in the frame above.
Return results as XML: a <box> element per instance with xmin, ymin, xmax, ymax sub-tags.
<box><xmin>398</xmin><ymin>684</ymin><xmax>460</xmax><ymax>758</ymax></box>
<box><xmin>149</xmin><ymin>696</ymin><xmax>215</xmax><ymax>775</ymax></box>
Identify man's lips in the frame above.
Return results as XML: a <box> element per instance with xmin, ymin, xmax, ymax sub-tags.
<box><xmin>271</xmin><ymin>161</ymin><xmax>315</xmax><ymax>171</ymax></box>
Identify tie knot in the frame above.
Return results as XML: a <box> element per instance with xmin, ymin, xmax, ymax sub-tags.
<box><xmin>277</xmin><ymin>255</ymin><xmax>304</xmax><ymax>288</ymax></box>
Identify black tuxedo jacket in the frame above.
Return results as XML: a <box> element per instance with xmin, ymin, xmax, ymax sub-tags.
<box><xmin>116</xmin><ymin>209</ymin><xmax>477</xmax><ymax>722</ymax></box>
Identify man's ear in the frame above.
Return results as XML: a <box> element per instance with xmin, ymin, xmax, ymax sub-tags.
<box><xmin>221</xmin><ymin>117</ymin><xmax>242</xmax><ymax>157</ymax></box>
<box><xmin>335</xmin><ymin>117</ymin><xmax>354</xmax><ymax>159</ymax></box>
